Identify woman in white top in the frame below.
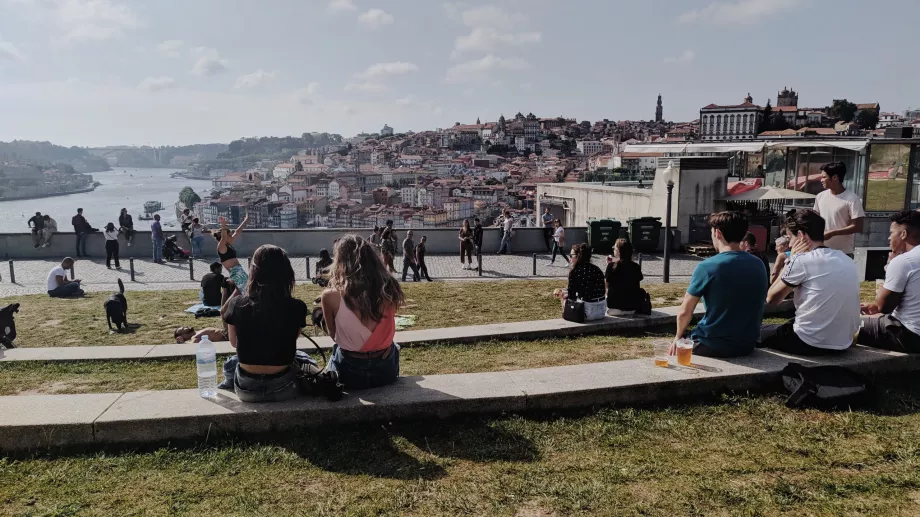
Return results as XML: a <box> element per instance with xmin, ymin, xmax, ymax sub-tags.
<box><xmin>103</xmin><ymin>222</ymin><xmax>121</xmax><ymax>269</ymax></box>
<box><xmin>550</xmin><ymin>219</ymin><xmax>569</xmax><ymax>265</ymax></box>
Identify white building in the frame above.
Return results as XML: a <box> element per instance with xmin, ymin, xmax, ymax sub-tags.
<box><xmin>878</xmin><ymin>112</ymin><xmax>907</xmax><ymax>128</ymax></box>
<box><xmin>328</xmin><ymin>180</ymin><xmax>340</xmax><ymax>200</ymax></box>
<box><xmin>279</xmin><ymin>203</ymin><xmax>299</xmax><ymax>229</ymax></box>
<box><xmin>576</xmin><ymin>140</ymin><xmax>604</xmax><ymax>156</ymax></box>
<box><xmin>400</xmin><ymin>186</ymin><xmax>418</xmax><ymax>205</ymax></box>
<box><xmin>381</xmin><ymin>124</ymin><xmax>394</xmax><ymax>137</ymax></box>
<box><xmin>699</xmin><ymin>95</ymin><xmax>763</xmax><ymax>141</ymax></box>
<box><xmin>273</xmin><ymin>163</ymin><xmax>295</xmax><ymax>180</ymax></box>
<box><xmin>417</xmin><ymin>187</ymin><xmax>433</xmax><ymax>206</ymax></box>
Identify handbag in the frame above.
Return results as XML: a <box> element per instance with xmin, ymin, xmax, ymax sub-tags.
<box><xmin>563</xmin><ymin>298</ymin><xmax>585</xmax><ymax>323</ymax></box>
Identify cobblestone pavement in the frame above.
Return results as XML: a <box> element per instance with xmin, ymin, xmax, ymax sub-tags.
<box><xmin>0</xmin><ymin>252</ymin><xmax>700</xmax><ymax>296</ymax></box>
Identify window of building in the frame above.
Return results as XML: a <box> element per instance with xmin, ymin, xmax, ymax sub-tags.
<box><xmin>866</xmin><ymin>143</ymin><xmax>911</xmax><ymax>211</ymax></box>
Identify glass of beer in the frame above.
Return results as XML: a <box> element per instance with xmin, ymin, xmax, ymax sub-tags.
<box><xmin>653</xmin><ymin>340</ymin><xmax>670</xmax><ymax>368</ymax></box>
<box><xmin>676</xmin><ymin>338</ymin><xmax>694</xmax><ymax>366</ymax></box>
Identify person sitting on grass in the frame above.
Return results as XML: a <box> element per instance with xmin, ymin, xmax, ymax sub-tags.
<box><xmin>200</xmin><ymin>261</ymin><xmax>233</xmax><ymax>308</ymax></box>
<box><xmin>858</xmin><ymin>210</ymin><xmax>920</xmax><ymax>353</ymax></box>
<box><xmin>605</xmin><ymin>238</ymin><xmax>644</xmax><ymax>316</ymax></box>
<box><xmin>214</xmin><ymin>212</ymin><xmax>249</xmax><ymax>295</ymax></box>
<box><xmin>321</xmin><ymin>235</ymin><xmax>405</xmax><ymax>390</ymax></box>
<box><xmin>222</xmin><ymin>244</ymin><xmax>313</xmax><ymax>403</ymax></box>
<box><xmin>175</xmin><ymin>327</ymin><xmax>228</xmax><ymax>344</ymax></box>
<box><xmin>559</xmin><ymin>243</ymin><xmax>607</xmax><ymax>321</ymax></box>
<box><xmin>761</xmin><ymin>209</ymin><xmax>860</xmax><ymax>355</ymax></box>
<box><xmin>46</xmin><ymin>257</ymin><xmax>84</xmax><ymax>298</ymax></box>
<box><xmin>672</xmin><ymin>211</ymin><xmax>768</xmax><ymax>358</ymax></box>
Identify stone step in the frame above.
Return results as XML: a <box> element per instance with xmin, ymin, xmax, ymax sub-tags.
<box><xmin>1</xmin><ymin>343</ymin><xmax>914</xmax><ymax>453</ymax></box>
<box><xmin>0</xmin><ymin>301</ymin><xmax>793</xmax><ymax>363</ymax></box>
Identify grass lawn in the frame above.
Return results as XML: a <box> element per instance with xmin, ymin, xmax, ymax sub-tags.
<box><xmin>865</xmin><ymin>178</ymin><xmax>908</xmax><ymax>212</ymax></box>
<box><xmin>0</xmin><ymin>280</ymin><xmax>690</xmax><ymax>348</ymax></box>
<box><xmin>2</xmin><ymin>374</ymin><xmax>919</xmax><ymax>516</ymax></box>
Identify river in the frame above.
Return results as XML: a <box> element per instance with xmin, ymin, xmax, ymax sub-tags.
<box><xmin>0</xmin><ymin>168</ymin><xmax>214</xmax><ymax>232</ymax></box>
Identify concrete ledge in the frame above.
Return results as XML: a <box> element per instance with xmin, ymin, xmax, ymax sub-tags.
<box><xmin>1</xmin><ymin>342</ymin><xmax>912</xmax><ymax>453</ymax></box>
<box><xmin>0</xmin><ymin>300</ymin><xmax>794</xmax><ymax>363</ymax></box>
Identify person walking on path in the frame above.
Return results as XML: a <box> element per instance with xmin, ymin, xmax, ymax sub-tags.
<box><xmin>28</xmin><ymin>211</ymin><xmax>45</xmax><ymax>248</ymax></box>
<box><xmin>118</xmin><ymin>208</ymin><xmax>135</xmax><ymax>247</ymax></box>
<box><xmin>71</xmin><ymin>208</ymin><xmax>90</xmax><ymax>258</ymax></box>
<box><xmin>542</xmin><ymin>207</ymin><xmax>554</xmax><ymax>251</ymax></box>
<box><xmin>473</xmin><ymin>218</ymin><xmax>484</xmax><ymax>257</ymax></box>
<box><xmin>381</xmin><ymin>227</ymin><xmax>397</xmax><ymax>274</ymax></box>
<box><xmin>151</xmin><ymin>214</ymin><xmax>165</xmax><ymax>264</ymax></box>
<box><xmin>550</xmin><ymin>219</ymin><xmax>570</xmax><ymax>265</ymax></box>
<box><xmin>813</xmin><ymin>161</ymin><xmax>865</xmax><ymax>258</ymax></box>
<box><xmin>401</xmin><ymin>230</ymin><xmax>420</xmax><ymax>282</ymax></box>
<box><xmin>459</xmin><ymin>219</ymin><xmax>474</xmax><ymax>270</ymax></box>
<box><xmin>41</xmin><ymin>215</ymin><xmax>57</xmax><ymax>247</ymax></box>
<box><xmin>498</xmin><ymin>210</ymin><xmax>514</xmax><ymax>254</ymax></box>
<box><xmin>103</xmin><ymin>223</ymin><xmax>122</xmax><ymax>269</ymax></box>
<box><xmin>417</xmin><ymin>235</ymin><xmax>432</xmax><ymax>281</ymax></box>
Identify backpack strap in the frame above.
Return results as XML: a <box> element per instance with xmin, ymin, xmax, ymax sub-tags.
<box><xmin>785</xmin><ymin>380</ymin><xmax>816</xmax><ymax>408</ymax></box>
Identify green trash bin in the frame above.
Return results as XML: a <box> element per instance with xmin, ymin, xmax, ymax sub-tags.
<box><xmin>628</xmin><ymin>217</ymin><xmax>662</xmax><ymax>253</ymax></box>
<box><xmin>586</xmin><ymin>218</ymin><xmax>621</xmax><ymax>255</ymax></box>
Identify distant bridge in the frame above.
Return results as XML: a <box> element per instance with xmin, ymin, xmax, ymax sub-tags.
<box><xmin>86</xmin><ymin>147</ymin><xmax>162</xmax><ymax>163</ymax></box>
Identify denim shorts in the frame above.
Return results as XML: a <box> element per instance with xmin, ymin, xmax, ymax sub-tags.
<box><xmin>328</xmin><ymin>343</ymin><xmax>400</xmax><ymax>390</ymax></box>
<box><xmin>226</xmin><ymin>351</ymin><xmax>319</xmax><ymax>403</ymax></box>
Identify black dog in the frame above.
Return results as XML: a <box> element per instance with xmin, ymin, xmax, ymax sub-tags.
<box><xmin>0</xmin><ymin>303</ymin><xmax>20</xmax><ymax>349</ymax></box>
<box><xmin>104</xmin><ymin>279</ymin><xmax>129</xmax><ymax>332</ymax></box>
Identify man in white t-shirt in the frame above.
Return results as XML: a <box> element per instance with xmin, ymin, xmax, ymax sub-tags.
<box><xmin>46</xmin><ymin>257</ymin><xmax>84</xmax><ymax>298</ymax></box>
<box><xmin>813</xmin><ymin>161</ymin><xmax>865</xmax><ymax>257</ymax></box>
<box><xmin>762</xmin><ymin>209</ymin><xmax>860</xmax><ymax>354</ymax></box>
<box><xmin>859</xmin><ymin>210</ymin><xmax>920</xmax><ymax>353</ymax></box>
<box><xmin>498</xmin><ymin>210</ymin><xmax>514</xmax><ymax>254</ymax></box>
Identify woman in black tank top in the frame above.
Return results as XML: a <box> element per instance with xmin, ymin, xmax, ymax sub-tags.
<box><xmin>215</xmin><ymin>213</ymin><xmax>249</xmax><ymax>297</ymax></box>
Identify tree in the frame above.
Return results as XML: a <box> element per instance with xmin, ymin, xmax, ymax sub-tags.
<box><xmin>179</xmin><ymin>187</ymin><xmax>201</xmax><ymax>210</ymax></box>
<box><xmin>831</xmin><ymin>99</ymin><xmax>858</xmax><ymax>122</ymax></box>
<box><xmin>857</xmin><ymin>110</ymin><xmax>879</xmax><ymax>130</ymax></box>
<box><xmin>295</xmin><ymin>161</ymin><xmax>304</xmax><ymax>172</ymax></box>
<box><xmin>759</xmin><ymin>100</ymin><xmax>773</xmax><ymax>133</ymax></box>
<box><xmin>769</xmin><ymin>113</ymin><xmax>791</xmax><ymax>131</ymax></box>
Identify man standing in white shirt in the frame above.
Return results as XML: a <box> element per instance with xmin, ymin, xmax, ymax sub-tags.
<box><xmin>498</xmin><ymin>210</ymin><xmax>514</xmax><ymax>254</ymax></box>
<box><xmin>762</xmin><ymin>209</ymin><xmax>860</xmax><ymax>355</ymax></box>
<box><xmin>859</xmin><ymin>210</ymin><xmax>920</xmax><ymax>353</ymax></box>
<box><xmin>813</xmin><ymin>161</ymin><xmax>865</xmax><ymax>258</ymax></box>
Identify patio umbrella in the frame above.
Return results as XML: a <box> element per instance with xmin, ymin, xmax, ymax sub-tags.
<box><xmin>720</xmin><ymin>186</ymin><xmax>816</xmax><ymax>201</ymax></box>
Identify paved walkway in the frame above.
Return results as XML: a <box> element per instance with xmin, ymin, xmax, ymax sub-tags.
<box><xmin>0</xmin><ymin>253</ymin><xmax>701</xmax><ymax>296</ymax></box>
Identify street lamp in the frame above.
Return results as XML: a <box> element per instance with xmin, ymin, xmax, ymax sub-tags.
<box><xmin>661</xmin><ymin>161</ymin><xmax>675</xmax><ymax>283</ymax></box>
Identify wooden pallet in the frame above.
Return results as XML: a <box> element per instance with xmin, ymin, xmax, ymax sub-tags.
<box><xmin>683</xmin><ymin>243</ymin><xmax>717</xmax><ymax>258</ymax></box>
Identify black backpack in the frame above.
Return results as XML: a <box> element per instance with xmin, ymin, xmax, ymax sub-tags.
<box><xmin>636</xmin><ymin>289</ymin><xmax>653</xmax><ymax>316</ymax></box>
<box><xmin>781</xmin><ymin>363</ymin><xmax>869</xmax><ymax>409</ymax></box>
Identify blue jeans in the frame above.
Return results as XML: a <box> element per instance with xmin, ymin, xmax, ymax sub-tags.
<box><xmin>48</xmin><ymin>282</ymin><xmax>82</xmax><ymax>298</ymax></box>
<box><xmin>152</xmin><ymin>237</ymin><xmax>164</xmax><ymax>262</ymax></box>
<box><xmin>328</xmin><ymin>343</ymin><xmax>400</xmax><ymax>390</ymax></box>
<box><xmin>75</xmin><ymin>232</ymin><xmax>88</xmax><ymax>257</ymax></box>
<box><xmin>499</xmin><ymin>231</ymin><xmax>512</xmax><ymax>254</ymax></box>
<box><xmin>191</xmin><ymin>236</ymin><xmax>206</xmax><ymax>257</ymax></box>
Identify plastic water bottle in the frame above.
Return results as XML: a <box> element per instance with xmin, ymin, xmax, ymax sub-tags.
<box><xmin>196</xmin><ymin>336</ymin><xmax>218</xmax><ymax>399</ymax></box>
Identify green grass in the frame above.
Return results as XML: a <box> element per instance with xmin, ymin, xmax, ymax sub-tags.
<box><xmin>1</xmin><ymin>375</ymin><xmax>919</xmax><ymax>516</ymax></box>
<box><xmin>865</xmin><ymin>178</ymin><xmax>908</xmax><ymax>212</ymax></box>
<box><xmin>0</xmin><ymin>280</ymin><xmax>690</xmax><ymax>348</ymax></box>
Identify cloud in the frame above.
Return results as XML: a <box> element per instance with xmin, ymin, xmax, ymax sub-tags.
<box><xmin>294</xmin><ymin>82</ymin><xmax>321</xmax><ymax>104</ymax></box>
<box><xmin>449</xmin><ymin>5</ymin><xmax>527</xmax><ymax>29</ymax></box>
<box><xmin>355</xmin><ymin>61</ymin><xmax>418</xmax><ymax>79</ymax></box>
<box><xmin>190</xmin><ymin>47</ymin><xmax>228</xmax><ymax>76</ymax></box>
<box><xmin>664</xmin><ymin>49</ymin><xmax>696</xmax><ymax>64</ymax></box>
<box><xmin>453</xmin><ymin>27</ymin><xmax>541</xmax><ymax>56</ymax></box>
<box><xmin>358</xmin><ymin>8</ymin><xmax>394</xmax><ymax>29</ymax></box>
<box><xmin>445</xmin><ymin>54</ymin><xmax>529</xmax><ymax>84</ymax></box>
<box><xmin>343</xmin><ymin>105</ymin><xmax>357</xmax><ymax>115</ymax></box>
<box><xmin>138</xmin><ymin>76</ymin><xmax>176</xmax><ymax>92</ymax></box>
<box><xmin>235</xmin><ymin>69</ymin><xmax>276</xmax><ymax>89</ymax></box>
<box><xmin>156</xmin><ymin>39</ymin><xmax>184</xmax><ymax>58</ymax></box>
<box><xmin>0</xmin><ymin>38</ymin><xmax>25</xmax><ymax>61</ymax></box>
<box><xmin>395</xmin><ymin>96</ymin><xmax>413</xmax><ymax>106</ymax></box>
<box><xmin>20</xmin><ymin>0</ymin><xmax>141</xmax><ymax>43</ymax></box>
<box><xmin>677</xmin><ymin>0</ymin><xmax>798</xmax><ymax>24</ymax></box>
<box><xmin>327</xmin><ymin>0</ymin><xmax>356</xmax><ymax>12</ymax></box>
<box><xmin>345</xmin><ymin>81</ymin><xmax>389</xmax><ymax>93</ymax></box>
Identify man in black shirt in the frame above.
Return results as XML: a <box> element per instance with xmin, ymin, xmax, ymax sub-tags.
<box><xmin>200</xmin><ymin>262</ymin><xmax>232</xmax><ymax>307</ymax></box>
<box><xmin>402</xmin><ymin>230</ymin><xmax>420</xmax><ymax>282</ymax></box>
<box><xmin>28</xmin><ymin>212</ymin><xmax>45</xmax><ymax>248</ymax></box>
<box><xmin>473</xmin><ymin>218</ymin><xmax>484</xmax><ymax>256</ymax></box>
<box><xmin>417</xmin><ymin>235</ymin><xmax>432</xmax><ymax>282</ymax></box>
<box><xmin>71</xmin><ymin>208</ymin><xmax>90</xmax><ymax>258</ymax></box>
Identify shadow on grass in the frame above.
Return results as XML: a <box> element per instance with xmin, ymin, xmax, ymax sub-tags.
<box><xmin>398</xmin><ymin>418</ymin><xmax>540</xmax><ymax>463</ymax></box>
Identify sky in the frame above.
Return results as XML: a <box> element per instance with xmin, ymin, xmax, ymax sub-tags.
<box><xmin>0</xmin><ymin>0</ymin><xmax>917</xmax><ymax>147</ymax></box>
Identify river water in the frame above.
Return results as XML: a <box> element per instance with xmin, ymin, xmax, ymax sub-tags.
<box><xmin>0</xmin><ymin>168</ymin><xmax>213</xmax><ymax>232</ymax></box>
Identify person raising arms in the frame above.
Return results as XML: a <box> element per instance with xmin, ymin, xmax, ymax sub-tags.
<box><xmin>214</xmin><ymin>212</ymin><xmax>249</xmax><ymax>295</ymax></box>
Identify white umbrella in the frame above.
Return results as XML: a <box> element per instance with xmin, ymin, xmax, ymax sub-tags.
<box><xmin>720</xmin><ymin>186</ymin><xmax>816</xmax><ymax>201</ymax></box>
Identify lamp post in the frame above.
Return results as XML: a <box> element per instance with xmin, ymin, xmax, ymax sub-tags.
<box><xmin>662</xmin><ymin>161</ymin><xmax>675</xmax><ymax>283</ymax></box>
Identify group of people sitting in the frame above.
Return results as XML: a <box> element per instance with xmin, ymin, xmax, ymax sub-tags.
<box><xmin>672</xmin><ymin>208</ymin><xmax>920</xmax><ymax>359</ymax></box>
<box><xmin>27</xmin><ymin>212</ymin><xmax>58</xmax><ymax>248</ymax></box>
<box><xmin>555</xmin><ymin>238</ymin><xmax>647</xmax><ymax>320</ymax></box>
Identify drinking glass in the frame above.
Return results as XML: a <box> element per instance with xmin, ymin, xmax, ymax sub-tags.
<box><xmin>653</xmin><ymin>340</ymin><xmax>670</xmax><ymax>368</ymax></box>
<box><xmin>676</xmin><ymin>338</ymin><xmax>694</xmax><ymax>366</ymax></box>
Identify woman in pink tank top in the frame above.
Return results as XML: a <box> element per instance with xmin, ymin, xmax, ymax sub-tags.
<box><xmin>321</xmin><ymin>235</ymin><xmax>405</xmax><ymax>390</ymax></box>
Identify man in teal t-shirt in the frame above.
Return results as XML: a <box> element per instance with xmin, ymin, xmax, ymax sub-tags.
<box><xmin>672</xmin><ymin>211</ymin><xmax>768</xmax><ymax>357</ymax></box>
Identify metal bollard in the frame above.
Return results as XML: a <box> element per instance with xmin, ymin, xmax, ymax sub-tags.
<box><xmin>129</xmin><ymin>258</ymin><xmax>136</xmax><ymax>282</ymax></box>
<box><xmin>189</xmin><ymin>257</ymin><xmax>194</xmax><ymax>280</ymax></box>
<box><xmin>70</xmin><ymin>263</ymin><xmax>75</xmax><ymax>280</ymax></box>
<box><xmin>478</xmin><ymin>252</ymin><xmax>482</xmax><ymax>277</ymax></box>
<box><xmin>306</xmin><ymin>257</ymin><xmax>311</xmax><ymax>279</ymax></box>
<box><xmin>8</xmin><ymin>260</ymin><xmax>14</xmax><ymax>284</ymax></box>
<box><xmin>532</xmin><ymin>253</ymin><xmax>537</xmax><ymax>276</ymax></box>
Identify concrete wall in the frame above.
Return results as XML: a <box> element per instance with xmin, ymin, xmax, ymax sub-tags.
<box><xmin>0</xmin><ymin>227</ymin><xmax>589</xmax><ymax>260</ymax></box>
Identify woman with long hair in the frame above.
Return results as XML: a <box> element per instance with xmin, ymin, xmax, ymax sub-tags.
<box><xmin>380</xmin><ymin>227</ymin><xmax>397</xmax><ymax>274</ymax></box>
<box><xmin>605</xmin><ymin>238</ymin><xmax>644</xmax><ymax>316</ymax></box>
<box><xmin>189</xmin><ymin>218</ymin><xmax>206</xmax><ymax>258</ymax></box>
<box><xmin>565</xmin><ymin>243</ymin><xmax>606</xmax><ymax>321</ymax></box>
<box><xmin>103</xmin><ymin>222</ymin><xmax>121</xmax><ymax>269</ymax></box>
<box><xmin>321</xmin><ymin>235</ymin><xmax>405</xmax><ymax>389</ymax></box>
<box><xmin>459</xmin><ymin>219</ymin><xmax>474</xmax><ymax>270</ymax></box>
<box><xmin>550</xmin><ymin>219</ymin><xmax>569</xmax><ymax>265</ymax></box>
<box><xmin>222</xmin><ymin>245</ymin><xmax>310</xmax><ymax>402</ymax></box>
<box><xmin>214</xmin><ymin>213</ymin><xmax>249</xmax><ymax>293</ymax></box>
<box><xmin>118</xmin><ymin>208</ymin><xmax>134</xmax><ymax>247</ymax></box>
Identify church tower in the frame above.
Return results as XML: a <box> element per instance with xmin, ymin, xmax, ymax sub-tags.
<box><xmin>655</xmin><ymin>94</ymin><xmax>663</xmax><ymax>122</ymax></box>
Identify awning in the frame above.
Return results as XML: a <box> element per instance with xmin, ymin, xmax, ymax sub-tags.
<box><xmin>765</xmin><ymin>140</ymin><xmax>868</xmax><ymax>152</ymax></box>
<box><xmin>623</xmin><ymin>142</ymin><xmax>766</xmax><ymax>154</ymax></box>
<box><xmin>719</xmin><ymin>186</ymin><xmax>816</xmax><ymax>201</ymax></box>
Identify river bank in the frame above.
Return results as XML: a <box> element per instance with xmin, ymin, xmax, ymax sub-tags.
<box><xmin>0</xmin><ymin>185</ymin><xmax>98</xmax><ymax>203</ymax></box>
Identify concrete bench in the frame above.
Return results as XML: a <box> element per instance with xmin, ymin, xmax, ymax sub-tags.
<box><xmin>1</xmin><ymin>343</ymin><xmax>914</xmax><ymax>453</ymax></box>
<box><xmin>0</xmin><ymin>301</ymin><xmax>794</xmax><ymax>363</ymax></box>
